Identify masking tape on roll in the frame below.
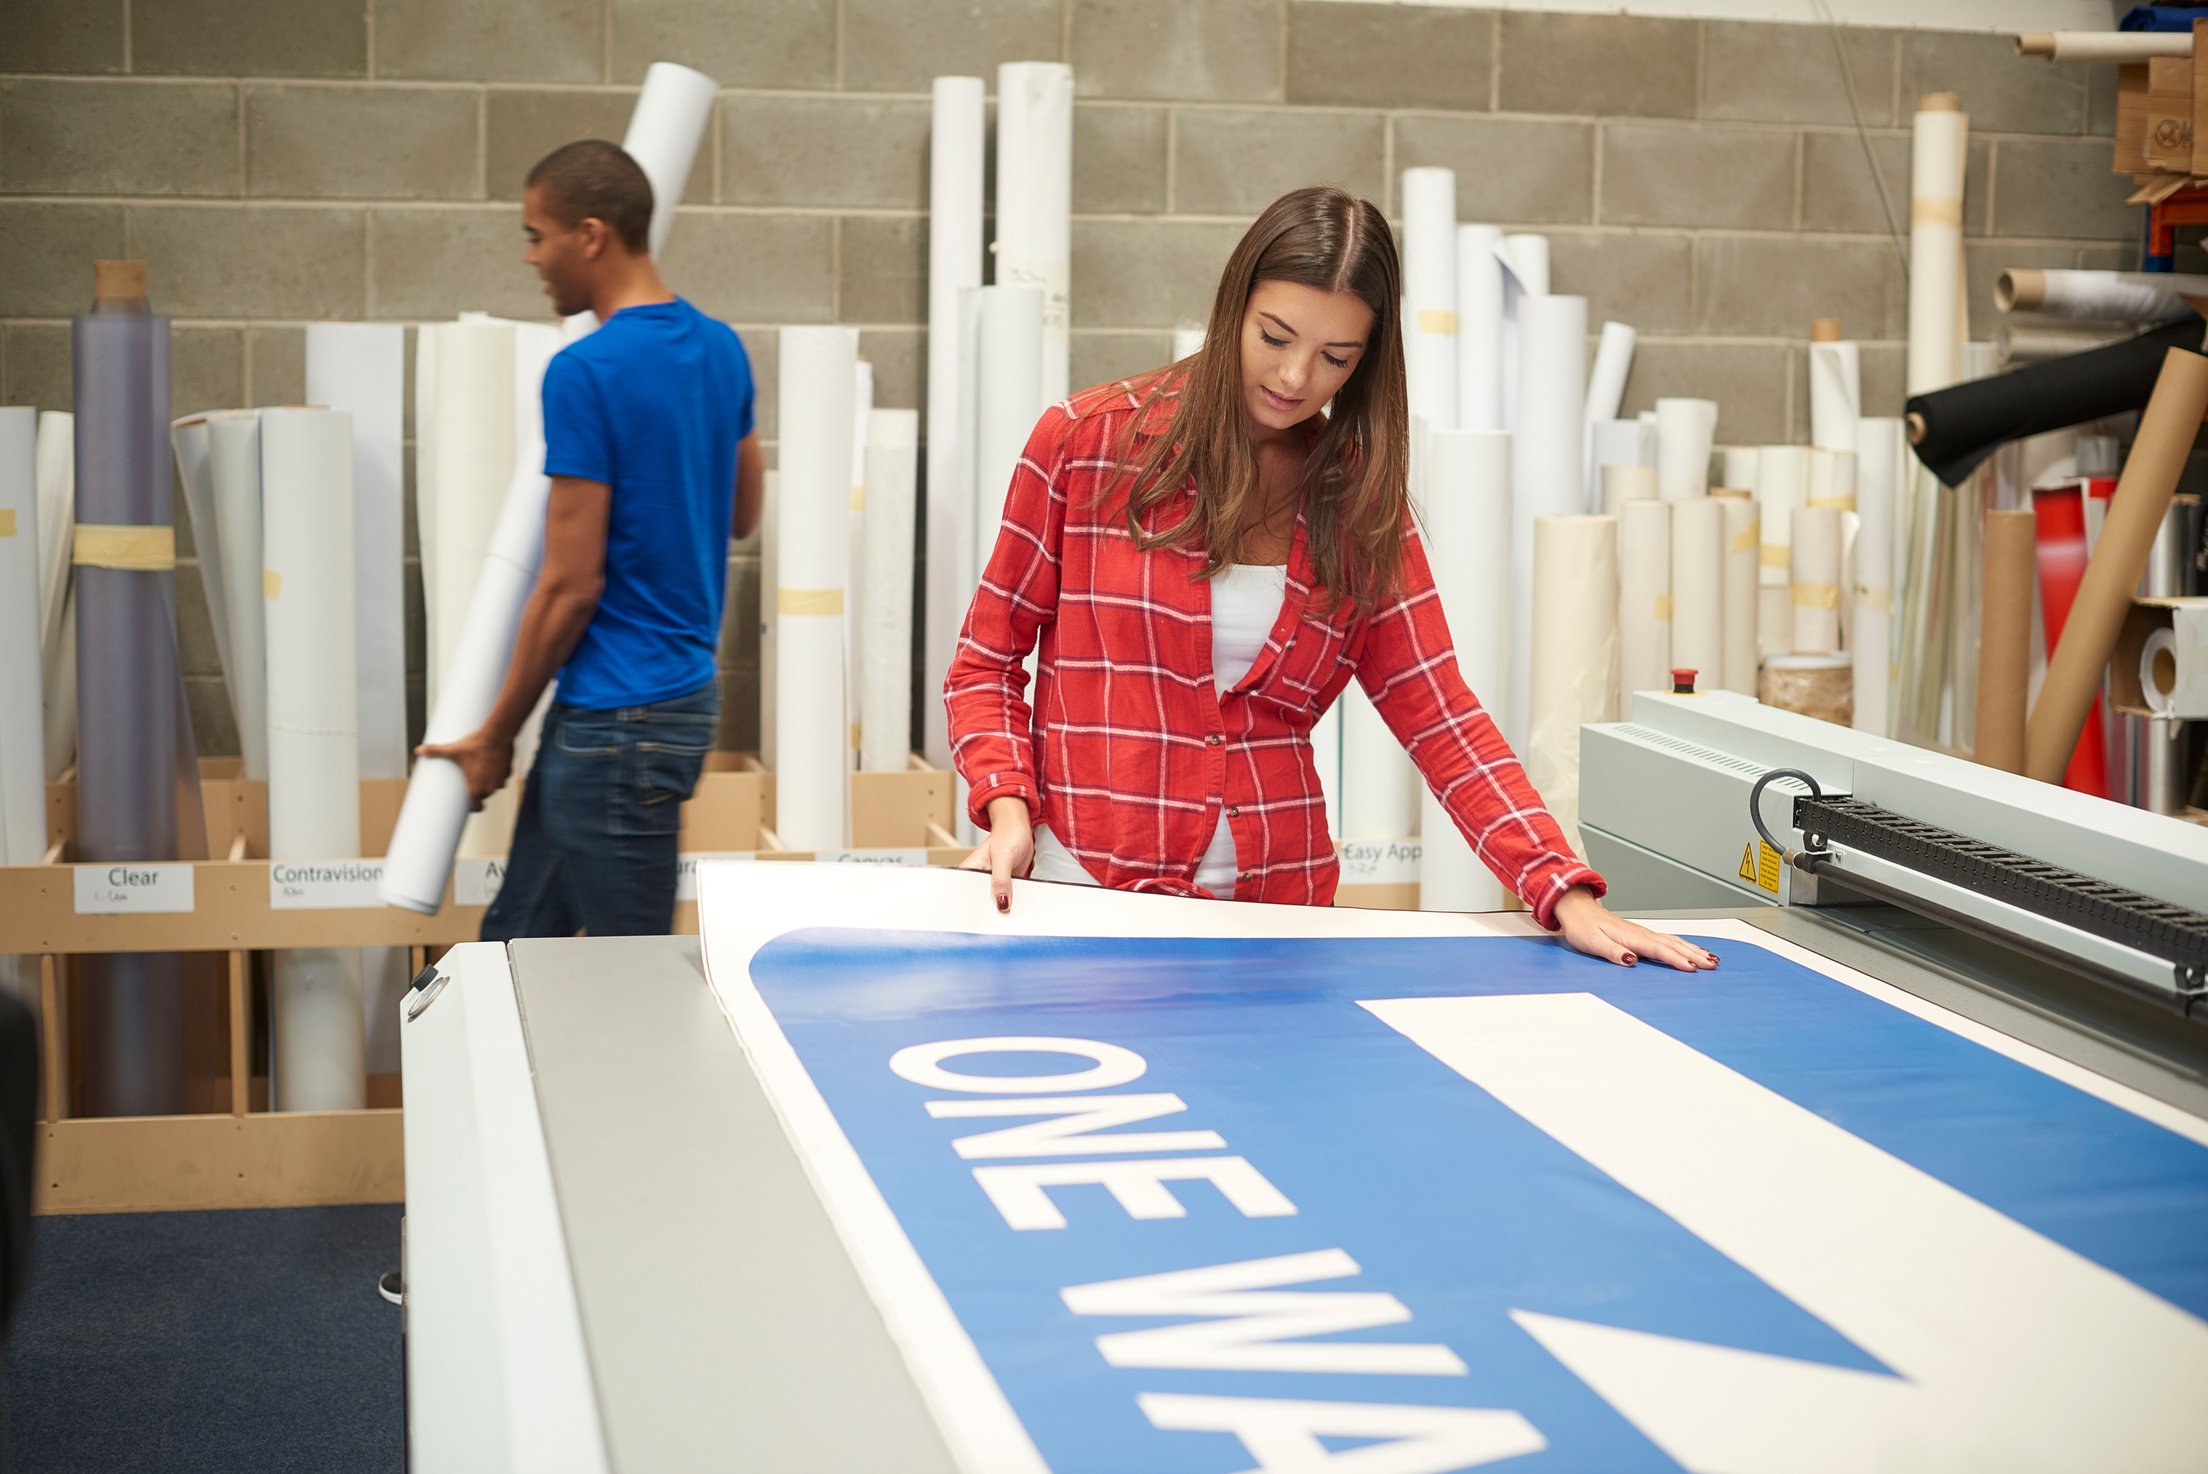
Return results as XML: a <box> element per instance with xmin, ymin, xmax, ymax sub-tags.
<box><xmin>1792</xmin><ymin>582</ymin><xmax>1841</xmax><ymax>610</ymax></box>
<box><xmin>851</xmin><ymin>485</ymin><xmax>865</xmax><ymax>511</ymax></box>
<box><xmin>1731</xmin><ymin>524</ymin><xmax>1760</xmax><ymax>553</ymax></box>
<box><xmin>1417</xmin><ymin>309</ymin><xmax>1459</xmax><ymax>337</ymax></box>
<box><xmin>73</xmin><ymin>523</ymin><xmax>176</xmax><ymax>571</ymax></box>
<box><xmin>1805</xmin><ymin>497</ymin><xmax>1857</xmax><ymax>512</ymax></box>
<box><xmin>778</xmin><ymin>587</ymin><xmax>845</xmax><ymax>616</ymax></box>
<box><xmin>1854</xmin><ymin>585</ymin><xmax>1893</xmax><ymax>614</ymax></box>
<box><xmin>1760</xmin><ymin>546</ymin><xmax>1790</xmax><ymax>569</ymax></box>
<box><xmin>264</xmin><ymin>568</ymin><xmax>282</xmax><ymax>599</ymax></box>
<box><xmin>1654</xmin><ymin>593</ymin><xmax>1674</xmax><ymax>621</ymax></box>
<box><xmin>1911</xmin><ymin>197</ymin><xmax>1963</xmax><ymax>228</ymax></box>
<box><xmin>0</xmin><ymin>509</ymin><xmax>15</xmax><ymax>537</ymax></box>
<box><xmin>2141</xmin><ymin>627</ymin><xmax>2180</xmax><ymax>716</ymax></box>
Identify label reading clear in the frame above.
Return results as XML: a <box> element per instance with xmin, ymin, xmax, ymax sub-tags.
<box><xmin>269</xmin><ymin>859</ymin><xmax>387</xmax><ymax>910</ymax></box>
<box><xmin>73</xmin><ymin>863</ymin><xmax>195</xmax><ymax>915</ymax></box>
<box><xmin>453</xmin><ymin>858</ymin><xmax>506</xmax><ymax>907</ymax></box>
<box><xmin>1340</xmin><ymin>839</ymin><xmax>1422</xmax><ymax>887</ymax></box>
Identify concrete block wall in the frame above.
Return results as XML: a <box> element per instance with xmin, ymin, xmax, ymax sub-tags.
<box><xmin>0</xmin><ymin>0</ymin><xmax>2135</xmax><ymax>758</ymax></box>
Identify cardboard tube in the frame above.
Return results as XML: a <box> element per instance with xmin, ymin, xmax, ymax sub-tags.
<box><xmin>1995</xmin><ymin>268</ymin><xmax>2208</xmax><ymax>323</ymax></box>
<box><xmin>1975</xmin><ymin>509</ymin><xmax>2035</xmax><ymax>773</ymax></box>
<box><xmin>2025</xmin><ymin>348</ymin><xmax>2208</xmax><ymax>782</ymax></box>
<box><xmin>2018</xmin><ymin>32</ymin><xmax>2189</xmax><ymax>63</ymax></box>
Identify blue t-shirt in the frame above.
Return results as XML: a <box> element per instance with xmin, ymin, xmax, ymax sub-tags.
<box><xmin>541</xmin><ymin>297</ymin><xmax>754</xmax><ymax>710</ymax></box>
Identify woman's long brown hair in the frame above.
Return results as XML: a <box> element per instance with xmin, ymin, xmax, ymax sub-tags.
<box><xmin>1113</xmin><ymin>186</ymin><xmax>1410</xmax><ymax>613</ymax></box>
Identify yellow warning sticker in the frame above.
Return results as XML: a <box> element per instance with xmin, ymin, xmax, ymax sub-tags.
<box><xmin>1738</xmin><ymin>839</ymin><xmax>1782</xmax><ymax>895</ymax></box>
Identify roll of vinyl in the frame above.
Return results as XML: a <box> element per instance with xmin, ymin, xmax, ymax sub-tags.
<box><xmin>261</xmin><ymin>407</ymin><xmax>365</xmax><ymax>1112</ymax></box>
<box><xmin>1506</xmin><ymin>292</ymin><xmax>1587</xmax><ymax>751</ymax></box>
<box><xmin>973</xmin><ymin>286</ymin><xmax>1047</xmax><ymax>582</ymax></box>
<box><xmin>1582</xmin><ymin>322</ymin><xmax>1635</xmax><ymax>508</ymax></box>
<box><xmin>775</xmin><ymin>327</ymin><xmax>857</xmax><ymax>851</ymax></box>
<box><xmin>1853</xmin><ymin>417</ymin><xmax>1903</xmax><ymax>736</ymax></box>
<box><xmin>1790</xmin><ymin>506</ymin><xmax>1844</xmax><ymax>655</ymax></box>
<box><xmin>1599</xmin><ymin>462</ymin><xmax>1657</xmax><ymax>519</ymax></box>
<box><xmin>1720</xmin><ymin>445</ymin><xmax>1761</xmax><ymax>495</ymax></box>
<box><xmin>1755</xmin><ymin>443</ymin><xmax>1807</xmax><ymax>664</ymax></box>
<box><xmin>1717</xmin><ymin>493</ymin><xmax>1761</xmax><ymax>695</ymax></box>
<box><xmin>1591</xmin><ymin>419</ymin><xmax>1654</xmax><ymax>514</ymax></box>
<box><xmin>2140</xmin><ymin>629</ymin><xmax>2181</xmax><ymax>716</ymax></box>
<box><xmin>1341</xmin><ymin>685</ymin><xmax>1415</xmax><ymax>841</ymax></box>
<box><xmin>207</xmin><ymin>412</ymin><xmax>269</xmax><ymax>780</ymax></box>
<box><xmin>860</xmin><ymin>409</ymin><xmax>919</xmax><ymax>773</ymax></box>
<box><xmin>0</xmin><ymin>408</ymin><xmax>42</xmax><ymax>867</ymax></box>
<box><xmin>1974</xmin><ymin>508</ymin><xmax>2035</xmax><ymax>773</ymax></box>
<box><xmin>1401</xmin><ymin>167</ymin><xmax>1458</xmax><ymax>433</ymax></box>
<box><xmin>424</xmin><ymin>319</ymin><xmax>516</xmax><ymax>709</ymax></box>
<box><xmin>994</xmin><ymin>62</ymin><xmax>1072</xmax><ymax>406</ymax></box>
<box><xmin>1907</xmin><ymin>94</ymin><xmax>1967</xmax><ymax>398</ymax></box>
<box><xmin>305</xmin><ymin>322</ymin><xmax>408</xmax><ymax>782</ymax></box>
<box><xmin>1669</xmin><ymin>498</ymin><xmax>1725</xmax><ymax>688</ymax></box>
<box><xmin>923</xmin><ymin>79</ymin><xmax>984</xmax><ymax>765</ymax></box>
<box><xmin>168</xmin><ymin>417</ymin><xmax>235</xmax><ymax>734</ymax></box>
<box><xmin>1762</xmin><ymin>654</ymin><xmax>1853</xmax><ymax>726</ymax></box>
<box><xmin>1805</xmin><ymin>446</ymin><xmax>1857</xmax><ymax>514</ymax></box>
<box><xmin>1655</xmin><ymin>398</ymin><xmax>1717</xmax><ymax>502</ymax></box>
<box><xmin>624</xmin><ymin>61</ymin><xmax>717</xmax><ymax>260</ymax></box>
<box><xmin>1311</xmin><ymin>701</ymin><xmax>1342</xmax><ymax>841</ymax></box>
<box><xmin>1808</xmin><ymin>339</ymin><xmax>1862</xmax><ymax>450</ymax></box>
<box><xmin>1995</xmin><ymin>268</ymin><xmax>2208</xmax><ymax>323</ymax></box>
<box><xmin>1417</xmin><ymin>428</ymin><xmax>1510</xmax><ymax>912</ymax></box>
<box><xmin>1526</xmin><ymin>515</ymin><xmax>1618</xmax><ymax>860</ymax></box>
<box><xmin>35</xmin><ymin>411</ymin><xmax>74</xmax><ymax>781</ymax></box>
<box><xmin>1997</xmin><ymin>323</ymin><xmax>2130</xmax><ymax>366</ymax></box>
<box><xmin>2026</xmin><ymin>349</ymin><xmax>2208</xmax><ymax>782</ymax></box>
<box><xmin>759</xmin><ymin>466</ymin><xmax>780</xmax><ymax>770</ymax></box>
<box><xmin>74</xmin><ymin>280</ymin><xmax>199</xmax><ymax>1118</ymax></box>
<box><xmin>1456</xmin><ymin>224</ymin><xmax>1506</xmax><ymax>432</ymax></box>
<box><xmin>1496</xmin><ymin>234</ymin><xmax>1549</xmax><ymax>431</ymax></box>
<box><xmin>846</xmin><ymin>357</ymin><xmax>875</xmax><ymax>769</ymax></box>
<box><xmin>1617</xmin><ymin>497</ymin><xmax>1671</xmax><ymax>698</ymax></box>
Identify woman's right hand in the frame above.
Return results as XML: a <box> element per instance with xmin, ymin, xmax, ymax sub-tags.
<box><xmin>959</xmin><ymin>796</ymin><xmax>1036</xmax><ymax>913</ymax></box>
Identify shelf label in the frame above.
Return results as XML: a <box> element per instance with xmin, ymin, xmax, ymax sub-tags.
<box><xmin>1340</xmin><ymin>839</ymin><xmax>1422</xmax><ymax>887</ymax></box>
<box><xmin>452</xmin><ymin>858</ymin><xmax>506</xmax><ymax>907</ymax></box>
<box><xmin>269</xmin><ymin>859</ymin><xmax>387</xmax><ymax>910</ymax></box>
<box><xmin>816</xmin><ymin>849</ymin><xmax>929</xmax><ymax>867</ymax></box>
<box><xmin>677</xmin><ymin>851</ymin><xmax>758</xmax><ymax>902</ymax></box>
<box><xmin>73</xmin><ymin>863</ymin><xmax>195</xmax><ymax>915</ymax></box>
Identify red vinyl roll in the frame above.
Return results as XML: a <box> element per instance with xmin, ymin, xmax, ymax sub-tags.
<box><xmin>2030</xmin><ymin>481</ymin><xmax>2108</xmax><ymax>797</ymax></box>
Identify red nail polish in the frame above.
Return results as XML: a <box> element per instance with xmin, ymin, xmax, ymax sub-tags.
<box><xmin>1622</xmin><ymin>953</ymin><xmax>1637</xmax><ymax>966</ymax></box>
<box><xmin>996</xmin><ymin>895</ymin><xmax>1009</xmax><ymax>913</ymax></box>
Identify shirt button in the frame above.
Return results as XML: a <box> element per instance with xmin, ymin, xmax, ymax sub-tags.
<box><xmin>1205</xmin><ymin>734</ymin><xmax>1223</xmax><ymax>747</ymax></box>
<box><xmin>1226</xmin><ymin>805</ymin><xmax>1241</xmax><ymax>818</ymax></box>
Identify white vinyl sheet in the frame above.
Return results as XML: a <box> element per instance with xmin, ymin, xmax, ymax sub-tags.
<box><xmin>1718</xmin><ymin>494</ymin><xmax>1761</xmax><ymax>696</ymax></box>
<box><xmin>1581</xmin><ymin>322</ymin><xmax>1636</xmax><ymax>509</ymax></box>
<box><xmin>1617</xmin><ymin>497</ymin><xmax>1671</xmax><ymax>700</ymax></box>
<box><xmin>924</xmin><ymin>76</ymin><xmax>985</xmax><ymax>770</ymax></box>
<box><xmin>993</xmin><ymin>62</ymin><xmax>1072</xmax><ymax>406</ymax></box>
<box><xmin>1591</xmin><ymin>420</ymin><xmax>1655</xmax><ymax>516</ymax></box>
<box><xmin>35</xmin><ymin>411</ymin><xmax>74</xmax><ymax>781</ymax></box>
<box><xmin>623</xmin><ymin>62</ymin><xmax>717</xmax><ymax>260</ymax></box>
<box><xmin>1809</xmin><ymin>340</ymin><xmax>1862</xmax><ymax>451</ymax></box>
<box><xmin>846</xmin><ymin>358</ymin><xmax>875</xmax><ymax>772</ymax></box>
<box><xmin>1907</xmin><ymin>99</ymin><xmax>1968</xmax><ymax>397</ymax></box>
<box><xmin>759</xmin><ymin>467</ymin><xmax>780</xmax><ymax>771</ymax></box>
<box><xmin>207</xmin><ymin>412</ymin><xmax>270</xmax><ymax>780</ymax></box>
<box><xmin>1495</xmin><ymin>234</ymin><xmax>1549</xmax><ymax>432</ymax></box>
<box><xmin>1790</xmin><ymin>506</ymin><xmax>1845</xmax><ymax>656</ymax></box>
<box><xmin>1417</xmin><ymin>428</ymin><xmax>1510</xmax><ymax>912</ymax></box>
<box><xmin>1456</xmin><ymin>225</ymin><xmax>1506</xmax><ymax>432</ymax></box>
<box><xmin>1525</xmin><ymin>515</ymin><xmax>1617</xmax><ymax>861</ymax></box>
<box><xmin>261</xmin><ymin>407</ymin><xmax>365</xmax><ymax>1113</ymax></box>
<box><xmin>306</xmin><ymin>322</ymin><xmax>408</xmax><ymax>781</ymax></box>
<box><xmin>861</xmin><ymin>409</ymin><xmax>919</xmax><ymax>774</ymax></box>
<box><xmin>1599</xmin><ymin>463</ymin><xmax>1657</xmax><ymax>519</ymax></box>
<box><xmin>0</xmin><ymin>408</ymin><xmax>44</xmax><ymax>866</ymax></box>
<box><xmin>1669</xmin><ymin>498</ymin><xmax>1725</xmax><ymax>695</ymax></box>
<box><xmin>1806</xmin><ymin>446</ymin><xmax>1858</xmax><ymax>514</ymax></box>
<box><xmin>1654</xmin><ymin>398</ymin><xmax>1718</xmax><ymax>502</ymax></box>
<box><xmin>1401</xmin><ymin>167</ymin><xmax>1458</xmax><ymax>432</ymax></box>
<box><xmin>1719</xmin><ymin>445</ymin><xmax>1760</xmax><ymax>494</ymax></box>
<box><xmin>1340</xmin><ymin>685</ymin><xmax>1415</xmax><ymax>841</ymax></box>
<box><xmin>1755</xmin><ymin>442</ymin><xmax>1808</xmax><ymax>591</ymax></box>
<box><xmin>1853</xmin><ymin>416</ymin><xmax>1903</xmax><ymax>736</ymax></box>
<box><xmin>775</xmin><ymin>326</ymin><xmax>858</xmax><ymax>851</ymax></box>
<box><xmin>425</xmin><ymin>320</ymin><xmax>517</xmax><ymax>712</ymax></box>
<box><xmin>973</xmin><ymin>287</ymin><xmax>1046</xmax><ymax>580</ymax></box>
<box><xmin>1506</xmin><ymin>292</ymin><xmax>1586</xmax><ymax>752</ymax></box>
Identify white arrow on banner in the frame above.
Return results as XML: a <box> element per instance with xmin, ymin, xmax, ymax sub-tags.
<box><xmin>1362</xmin><ymin>992</ymin><xmax>2208</xmax><ymax>1473</ymax></box>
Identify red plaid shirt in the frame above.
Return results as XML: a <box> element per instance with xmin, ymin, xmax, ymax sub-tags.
<box><xmin>945</xmin><ymin>381</ymin><xmax>1604</xmax><ymax>927</ymax></box>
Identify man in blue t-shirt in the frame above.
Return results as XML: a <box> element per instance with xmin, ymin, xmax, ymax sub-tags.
<box><xmin>418</xmin><ymin>140</ymin><xmax>761</xmax><ymax>939</ymax></box>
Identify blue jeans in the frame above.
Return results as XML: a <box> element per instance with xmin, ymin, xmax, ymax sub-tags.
<box><xmin>480</xmin><ymin>681</ymin><xmax>719</xmax><ymax>941</ymax></box>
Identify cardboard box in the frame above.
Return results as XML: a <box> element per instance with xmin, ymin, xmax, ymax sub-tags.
<box><xmin>2111</xmin><ymin>596</ymin><xmax>2208</xmax><ymax>719</ymax></box>
<box><xmin>2118</xmin><ymin>63</ymin><xmax>2152</xmax><ymax>174</ymax></box>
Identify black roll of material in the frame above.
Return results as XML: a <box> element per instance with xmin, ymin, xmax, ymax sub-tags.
<box><xmin>1905</xmin><ymin>318</ymin><xmax>2205</xmax><ymax>487</ymax></box>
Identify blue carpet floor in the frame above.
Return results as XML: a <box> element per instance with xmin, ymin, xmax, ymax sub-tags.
<box><xmin>2</xmin><ymin>1205</ymin><xmax>402</xmax><ymax>1474</ymax></box>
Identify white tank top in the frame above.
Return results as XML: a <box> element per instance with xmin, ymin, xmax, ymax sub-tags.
<box><xmin>1030</xmin><ymin>563</ymin><xmax>1289</xmax><ymax>895</ymax></box>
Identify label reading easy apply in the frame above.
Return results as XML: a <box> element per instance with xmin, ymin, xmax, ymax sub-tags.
<box><xmin>73</xmin><ymin>863</ymin><xmax>195</xmax><ymax>915</ymax></box>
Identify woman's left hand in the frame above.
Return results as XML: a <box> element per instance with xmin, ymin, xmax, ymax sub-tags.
<box><xmin>1551</xmin><ymin>886</ymin><xmax>1716</xmax><ymax>971</ymax></box>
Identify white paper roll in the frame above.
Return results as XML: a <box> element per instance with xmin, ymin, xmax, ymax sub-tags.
<box><xmin>1907</xmin><ymin>98</ymin><xmax>1967</xmax><ymax>397</ymax></box>
<box><xmin>2140</xmin><ymin>628</ymin><xmax>2181</xmax><ymax>716</ymax></box>
<box><xmin>306</xmin><ymin>322</ymin><xmax>408</xmax><ymax>782</ymax></box>
<box><xmin>1591</xmin><ymin>419</ymin><xmax>1655</xmax><ymax>515</ymax></box>
<box><xmin>425</xmin><ymin>319</ymin><xmax>516</xmax><ymax>711</ymax></box>
<box><xmin>1808</xmin><ymin>339</ymin><xmax>1861</xmax><ymax>451</ymax></box>
<box><xmin>846</xmin><ymin>357</ymin><xmax>875</xmax><ymax>771</ymax></box>
<box><xmin>1582</xmin><ymin>323</ymin><xmax>1637</xmax><ymax>511</ymax></box>
<box><xmin>1669</xmin><ymin>498</ymin><xmax>1725</xmax><ymax>692</ymax></box>
<box><xmin>169</xmin><ymin>419</ymin><xmax>235</xmax><ymax>735</ymax></box>
<box><xmin>1790</xmin><ymin>505</ymin><xmax>1844</xmax><ymax>656</ymax></box>
<box><xmin>1496</xmin><ymin>234</ymin><xmax>1550</xmax><ymax>431</ymax></box>
<box><xmin>759</xmin><ymin>466</ymin><xmax>779</xmax><ymax>770</ymax></box>
<box><xmin>1617</xmin><ymin>497</ymin><xmax>1671</xmax><ymax>699</ymax></box>
<box><xmin>1599</xmin><ymin>462</ymin><xmax>1658</xmax><ymax>519</ymax></box>
<box><xmin>1402</xmin><ymin>167</ymin><xmax>1458</xmax><ymax>433</ymax></box>
<box><xmin>1755</xmin><ymin>442</ymin><xmax>1807</xmax><ymax>588</ymax></box>
<box><xmin>1506</xmin><ymin>293</ymin><xmax>1587</xmax><ymax>752</ymax></box>
<box><xmin>1527</xmin><ymin>515</ymin><xmax>1618</xmax><ymax>860</ymax></box>
<box><xmin>924</xmin><ymin>77</ymin><xmax>986</xmax><ymax>771</ymax></box>
<box><xmin>1720</xmin><ymin>445</ymin><xmax>1761</xmax><ymax>494</ymax></box>
<box><xmin>1417</xmin><ymin>428</ymin><xmax>1510</xmax><ymax>912</ymax></box>
<box><xmin>35</xmin><ymin>410</ymin><xmax>74</xmax><ymax>781</ymax></box>
<box><xmin>207</xmin><ymin>411</ymin><xmax>270</xmax><ymax>780</ymax></box>
<box><xmin>973</xmin><ymin>286</ymin><xmax>1046</xmax><ymax>578</ymax></box>
<box><xmin>1456</xmin><ymin>225</ymin><xmax>1506</xmax><ymax>432</ymax></box>
<box><xmin>775</xmin><ymin>327</ymin><xmax>857</xmax><ymax>852</ymax></box>
<box><xmin>1340</xmin><ymin>685</ymin><xmax>1414</xmax><ymax>841</ymax></box>
<box><xmin>0</xmin><ymin>408</ymin><xmax>43</xmax><ymax>867</ymax></box>
<box><xmin>1995</xmin><ymin>268</ymin><xmax>2208</xmax><ymax>324</ymax></box>
<box><xmin>1805</xmin><ymin>446</ymin><xmax>1858</xmax><ymax>514</ymax></box>
<box><xmin>1852</xmin><ymin>416</ymin><xmax>1902</xmax><ymax>736</ymax></box>
<box><xmin>861</xmin><ymin>409</ymin><xmax>918</xmax><ymax>773</ymax></box>
<box><xmin>994</xmin><ymin>62</ymin><xmax>1072</xmax><ymax>406</ymax></box>
<box><xmin>1717</xmin><ymin>494</ymin><xmax>1761</xmax><ymax>695</ymax></box>
<box><xmin>624</xmin><ymin>61</ymin><xmax>717</xmax><ymax>260</ymax></box>
<box><xmin>262</xmin><ymin>407</ymin><xmax>365</xmax><ymax>1113</ymax></box>
<box><xmin>1655</xmin><ymin>397</ymin><xmax>1718</xmax><ymax>502</ymax></box>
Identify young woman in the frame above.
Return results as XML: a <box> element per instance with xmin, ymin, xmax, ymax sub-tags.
<box><xmin>946</xmin><ymin>187</ymin><xmax>1714</xmax><ymax>972</ymax></box>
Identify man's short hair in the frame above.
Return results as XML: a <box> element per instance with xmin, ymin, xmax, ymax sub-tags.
<box><xmin>526</xmin><ymin>140</ymin><xmax>654</xmax><ymax>253</ymax></box>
